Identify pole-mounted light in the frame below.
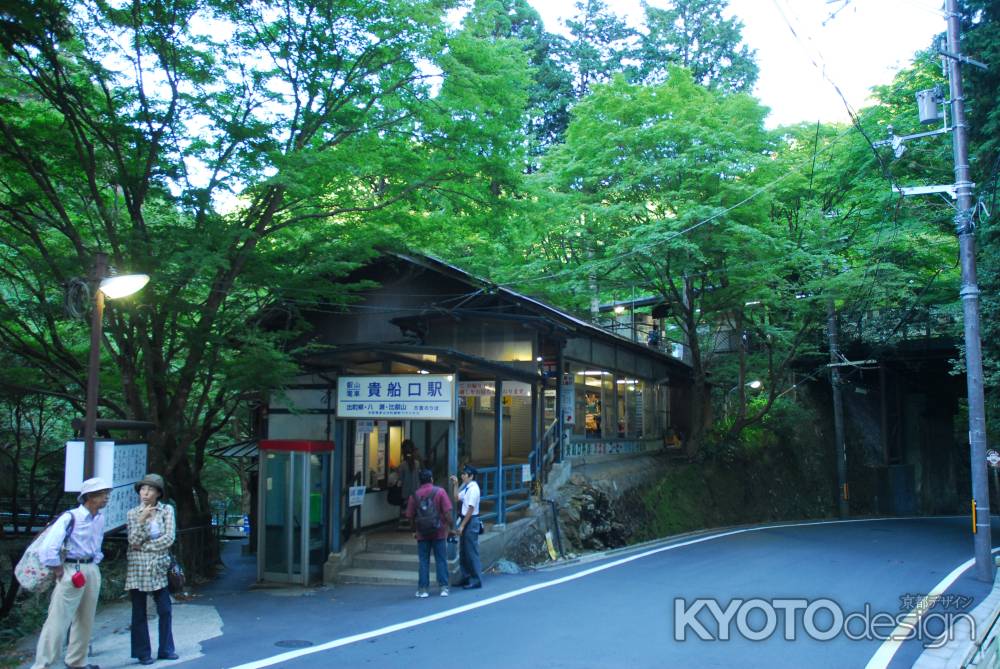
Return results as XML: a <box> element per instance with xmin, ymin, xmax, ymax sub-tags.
<box><xmin>82</xmin><ymin>252</ymin><xmax>149</xmax><ymax>479</ymax></box>
<box><xmin>99</xmin><ymin>273</ymin><xmax>149</xmax><ymax>299</ymax></box>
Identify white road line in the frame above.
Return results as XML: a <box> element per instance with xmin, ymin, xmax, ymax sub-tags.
<box><xmin>864</xmin><ymin>547</ymin><xmax>1000</xmax><ymax>669</ymax></box>
<box><xmin>227</xmin><ymin>517</ymin><xmax>959</xmax><ymax>669</ymax></box>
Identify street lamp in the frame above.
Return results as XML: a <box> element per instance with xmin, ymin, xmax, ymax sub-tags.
<box><xmin>725</xmin><ymin>380</ymin><xmax>762</xmax><ymax>420</ymax></box>
<box><xmin>83</xmin><ymin>252</ymin><xmax>149</xmax><ymax>478</ymax></box>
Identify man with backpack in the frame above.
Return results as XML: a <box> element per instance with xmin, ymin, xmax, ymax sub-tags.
<box><xmin>32</xmin><ymin>477</ymin><xmax>112</xmax><ymax>669</ymax></box>
<box><xmin>405</xmin><ymin>469</ymin><xmax>453</xmax><ymax>598</ymax></box>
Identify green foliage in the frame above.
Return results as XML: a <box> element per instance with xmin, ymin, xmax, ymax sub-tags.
<box><xmin>562</xmin><ymin>0</ymin><xmax>636</xmax><ymax>97</ymax></box>
<box><xmin>0</xmin><ymin>0</ymin><xmax>531</xmax><ymax>538</ymax></box>
<box><xmin>963</xmin><ymin>0</ymin><xmax>1000</xmax><ymax>440</ymax></box>
<box><xmin>638</xmin><ymin>398</ymin><xmax>834</xmax><ymax>539</ymax></box>
<box><xmin>462</xmin><ymin>0</ymin><xmax>574</xmax><ymax>153</ymax></box>
<box><xmin>632</xmin><ymin>0</ymin><xmax>758</xmax><ymax>93</ymax></box>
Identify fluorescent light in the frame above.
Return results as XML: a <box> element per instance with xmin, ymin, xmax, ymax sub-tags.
<box><xmin>99</xmin><ymin>273</ymin><xmax>149</xmax><ymax>299</ymax></box>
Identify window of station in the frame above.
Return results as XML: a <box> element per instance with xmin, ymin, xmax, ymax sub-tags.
<box><xmin>571</xmin><ymin>366</ymin><xmax>616</xmax><ymax>438</ymax></box>
<box><xmin>616</xmin><ymin>378</ymin><xmax>645</xmax><ymax>438</ymax></box>
<box><xmin>351</xmin><ymin>422</ymin><xmax>403</xmax><ymax>489</ymax></box>
<box><xmin>458</xmin><ymin>381</ymin><xmax>533</xmax><ymax>462</ymax></box>
<box><xmin>641</xmin><ymin>383</ymin><xmax>670</xmax><ymax>441</ymax></box>
<box><xmin>570</xmin><ymin>364</ymin><xmax>668</xmax><ymax>441</ymax></box>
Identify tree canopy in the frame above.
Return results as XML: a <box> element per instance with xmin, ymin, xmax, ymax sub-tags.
<box><xmin>0</xmin><ymin>0</ymin><xmax>530</xmax><ymax>530</ymax></box>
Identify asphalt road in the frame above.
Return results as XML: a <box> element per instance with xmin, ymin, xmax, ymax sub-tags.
<box><xmin>179</xmin><ymin>517</ymin><xmax>999</xmax><ymax>669</ymax></box>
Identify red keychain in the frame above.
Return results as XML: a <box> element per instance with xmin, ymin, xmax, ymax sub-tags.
<box><xmin>71</xmin><ymin>568</ymin><xmax>86</xmax><ymax>588</ymax></box>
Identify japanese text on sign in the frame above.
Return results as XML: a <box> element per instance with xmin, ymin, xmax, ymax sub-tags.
<box><xmin>337</xmin><ymin>375</ymin><xmax>455</xmax><ymax>419</ymax></box>
<box><xmin>458</xmin><ymin>381</ymin><xmax>532</xmax><ymax>398</ymax></box>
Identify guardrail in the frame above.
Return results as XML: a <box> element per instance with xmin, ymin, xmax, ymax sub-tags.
<box><xmin>174</xmin><ymin>525</ymin><xmax>218</xmax><ymax>578</ymax></box>
<box><xmin>476</xmin><ymin>463</ymin><xmax>531</xmax><ymax>525</ymax></box>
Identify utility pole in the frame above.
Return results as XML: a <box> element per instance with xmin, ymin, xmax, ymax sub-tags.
<box><xmin>827</xmin><ymin>301</ymin><xmax>849</xmax><ymax>518</ymax></box>
<box><xmin>878</xmin><ymin>0</ymin><xmax>993</xmax><ymax>581</ymax></box>
<box><xmin>946</xmin><ymin>0</ymin><xmax>992</xmax><ymax>582</ymax></box>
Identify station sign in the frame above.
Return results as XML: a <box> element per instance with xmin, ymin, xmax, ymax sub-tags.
<box><xmin>337</xmin><ymin>374</ymin><xmax>455</xmax><ymax>420</ymax></box>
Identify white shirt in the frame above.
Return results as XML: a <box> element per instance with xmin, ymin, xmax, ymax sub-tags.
<box><xmin>459</xmin><ymin>480</ymin><xmax>481</xmax><ymax>517</ymax></box>
<box><xmin>38</xmin><ymin>505</ymin><xmax>105</xmax><ymax>566</ymax></box>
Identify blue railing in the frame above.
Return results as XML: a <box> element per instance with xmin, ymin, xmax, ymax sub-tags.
<box><xmin>475</xmin><ymin>463</ymin><xmax>531</xmax><ymax>524</ymax></box>
<box><xmin>471</xmin><ymin>420</ymin><xmax>558</xmax><ymax>525</ymax></box>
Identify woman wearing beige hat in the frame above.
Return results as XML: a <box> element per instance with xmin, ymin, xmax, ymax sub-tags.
<box><xmin>126</xmin><ymin>474</ymin><xmax>178</xmax><ymax>665</ymax></box>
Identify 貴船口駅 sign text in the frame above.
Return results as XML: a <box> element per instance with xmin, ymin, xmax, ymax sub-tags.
<box><xmin>337</xmin><ymin>375</ymin><xmax>455</xmax><ymax>420</ymax></box>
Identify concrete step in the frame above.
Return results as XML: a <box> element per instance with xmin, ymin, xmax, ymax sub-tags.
<box><xmin>365</xmin><ymin>538</ymin><xmax>418</xmax><ymax>555</ymax></box>
<box><xmin>352</xmin><ymin>552</ymin><xmax>420</xmax><ymax>571</ymax></box>
<box><xmin>337</xmin><ymin>567</ymin><xmax>419</xmax><ymax>586</ymax></box>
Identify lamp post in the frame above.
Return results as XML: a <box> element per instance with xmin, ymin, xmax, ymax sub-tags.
<box><xmin>82</xmin><ymin>252</ymin><xmax>149</xmax><ymax>479</ymax></box>
<box><xmin>725</xmin><ymin>380</ymin><xmax>762</xmax><ymax>421</ymax></box>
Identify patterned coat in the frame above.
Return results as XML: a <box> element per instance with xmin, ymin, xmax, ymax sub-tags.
<box><xmin>125</xmin><ymin>502</ymin><xmax>175</xmax><ymax>592</ymax></box>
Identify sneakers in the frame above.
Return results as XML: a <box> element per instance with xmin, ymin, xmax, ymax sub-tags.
<box><xmin>415</xmin><ymin>589</ymin><xmax>429</xmax><ymax>598</ymax></box>
<box><xmin>440</xmin><ymin>587</ymin><xmax>449</xmax><ymax>597</ymax></box>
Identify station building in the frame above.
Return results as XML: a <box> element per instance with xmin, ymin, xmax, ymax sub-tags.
<box><xmin>235</xmin><ymin>252</ymin><xmax>692</xmax><ymax>584</ymax></box>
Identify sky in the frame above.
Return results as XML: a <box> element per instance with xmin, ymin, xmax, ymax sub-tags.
<box><xmin>526</xmin><ymin>0</ymin><xmax>947</xmax><ymax>128</ymax></box>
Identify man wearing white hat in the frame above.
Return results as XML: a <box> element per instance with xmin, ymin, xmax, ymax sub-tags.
<box><xmin>31</xmin><ymin>477</ymin><xmax>112</xmax><ymax>669</ymax></box>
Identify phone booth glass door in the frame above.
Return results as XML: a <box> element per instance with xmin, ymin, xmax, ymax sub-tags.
<box><xmin>258</xmin><ymin>440</ymin><xmax>332</xmax><ymax>584</ymax></box>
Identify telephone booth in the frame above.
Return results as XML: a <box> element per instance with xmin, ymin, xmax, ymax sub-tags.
<box><xmin>257</xmin><ymin>439</ymin><xmax>333</xmax><ymax>584</ymax></box>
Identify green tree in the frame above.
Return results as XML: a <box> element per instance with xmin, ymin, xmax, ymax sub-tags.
<box><xmin>961</xmin><ymin>0</ymin><xmax>1000</xmax><ymax>437</ymax></box>
<box><xmin>633</xmin><ymin>0</ymin><xmax>758</xmax><ymax>93</ymax></box>
<box><xmin>0</xmin><ymin>0</ymin><xmax>528</xmax><ymax>539</ymax></box>
<box><xmin>517</xmin><ymin>70</ymin><xmax>787</xmax><ymax>450</ymax></box>
<box><xmin>463</xmin><ymin>0</ymin><xmax>574</xmax><ymax>154</ymax></box>
<box><xmin>562</xmin><ymin>0</ymin><xmax>636</xmax><ymax>97</ymax></box>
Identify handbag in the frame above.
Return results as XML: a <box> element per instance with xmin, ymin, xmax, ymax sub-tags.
<box><xmin>387</xmin><ymin>482</ymin><xmax>403</xmax><ymax>507</ymax></box>
<box><xmin>15</xmin><ymin>512</ymin><xmax>75</xmax><ymax>592</ymax></box>
<box><xmin>166</xmin><ymin>554</ymin><xmax>185</xmax><ymax>594</ymax></box>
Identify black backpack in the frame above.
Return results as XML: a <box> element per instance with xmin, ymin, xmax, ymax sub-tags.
<box><xmin>413</xmin><ymin>487</ymin><xmax>442</xmax><ymax>539</ymax></box>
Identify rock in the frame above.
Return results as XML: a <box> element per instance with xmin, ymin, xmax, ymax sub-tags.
<box><xmin>494</xmin><ymin>559</ymin><xmax>521</xmax><ymax>574</ymax></box>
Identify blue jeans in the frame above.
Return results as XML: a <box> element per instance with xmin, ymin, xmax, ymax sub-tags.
<box><xmin>459</xmin><ymin>516</ymin><xmax>482</xmax><ymax>585</ymax></box>
<box><xmin>417</xmin><ymin>538</ymin><xmax>449</xmax><ymax>589</ymax></box>
<box><xmin>130</xmin><ymin>588</ymin><xmax>174</xmax><ymax>660</ymax></box>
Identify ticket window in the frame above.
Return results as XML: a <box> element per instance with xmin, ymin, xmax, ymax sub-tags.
<box><xmin>258</xmin><ymin>440</ymin><xmax>332</xmax><ymax>585</ymax></box>
<box><xmin>354</xmin><ymin>423</ymin><xmax>404</xmax><ymax>489</ymax></box>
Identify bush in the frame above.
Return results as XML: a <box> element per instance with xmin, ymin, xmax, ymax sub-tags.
<box><xmin>637</xmin><ymin>397</ymin><xmax>835</xmax><ymax>540</ymax></box>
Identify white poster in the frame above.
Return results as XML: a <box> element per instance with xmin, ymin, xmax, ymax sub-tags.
<box><xmin>353</xmin><ymin>431</ymin><xmax>366</xmax><ymax>478</ymax></box>
<box><xmin>103</xmin><ymin>483</ymin><xmax>139</xmax><ymax>532</ymax></box>
<box><xmin>65</xmin><ymin>440</ymin><xmax>147</xmax><ymax>491</ymax></box>
<box><xmin>65</xmin><ymin>441</ymin><xmax>147</xmax><ymax>532</ymax></box>
<box><xmin>337</xmin><ymin>375</ymin><xmax>456</xmax><ymax>419</ymax></box>
<box><xmin>561</xmin><ymin>374</ymin><xmax>576</xmax><ymax>425</ymax></box>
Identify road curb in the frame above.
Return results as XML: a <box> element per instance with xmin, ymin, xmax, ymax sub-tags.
<box><xmin>913</xmin><ymin>560</ymin><xmax>1000</xmax><ymax>669</ymax></box>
